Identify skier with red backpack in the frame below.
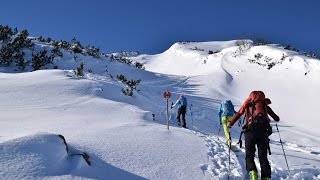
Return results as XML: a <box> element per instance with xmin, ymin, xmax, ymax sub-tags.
<box><xmin>228</xmin><ymin>91</ymin><xmax>279</xmax><ymax>180</ymax></box>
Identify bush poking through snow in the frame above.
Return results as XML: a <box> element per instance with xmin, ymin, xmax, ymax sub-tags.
<box><xmin>134</xmin><ymin>61</ymin><xmax>145</xmax><ymax>69</ymax></box>
<box><xmin>117</xmin><ymin>74</ymin><xmax>127</xmax><ymax>83</ymax></box>
<box><xmin>191</xmin><ymin>46</ymin><xmax>204</xmax><ymax>51</ymax></box>
<box><xmin>253</xmin><ymin>37</ymin><xmax>271</xmax><ymax>45</ymax></box>
<box><xmin>280</xmin><ymin>54</ymin><xmax>288</xmax><ymax>61</ymax></box>
<box><xmin>0</xmin><ymin>25</ymin><xmax>17</xmax><ymax>42</ymax></box>
<box><xmin>0</xmin><ymin>44</ymin><xmax>14</xmax><ymax>66</ymax></box>
<box><xmin>15</xmin><ymin>51</ymin><xmax>26</xmax><ymax>70</ymax></box>
<box><xmin>32</xmin><ymin>49</ymin><xmax>53</xmax><ymax>71</ymax></box>
<box><xmin>234</xmin><ymin>39</ymin><xmax>252</xmax><ymax>57</ymax></box>
<box><xmin>51</xmin><ymin>45</ymin><xmax>63</xmax><ymax>58</ymax></box>
<box><xmin>249</xmin><ymin>53</ymin><xmax>290</xmax><ymax>70</ymax></box>
<box><xmin>284</xmin><ymin>45</ymin><xmax>299</xmax><ymax>52</ymax></box>
<box><xmin>254</xmin><ymin>53</ymin><xmax>263</xmax><ymax>60</ymax></box>
<box><xmin>12</xmin><ymin>29</ymin><xmax>34</xmax><ymax>50</ymax></box>
<box><xmin>74</xmin><ymin>62</ymin><xmax>84</xmax><ymax>77</ymax></box>
<box><xmin>69</xmin><ymin>37</ymin><xmax>83</xmax><ymax>54</ymax></box>
<box><xmin>85</xmin><ymin>45</ymin><xmax>100</xmax><ymax>58</ymax></box>
<box><xmin>110</xmin><ymin>55</ymin><xmax>133</xmax><ymax>65</ymax></box>
<box><xmin>122</xmin><ymin>88</ymin><xmax>133</xmax><ymax>96</ymax></box>
<box><xmin>0</xmin><ymin>28</ymin><xmax>34</xmax><ymax>67</ymax></box>
<box><xmin>208</xmin><ymin>50</ymin><xmax>220</xmax><ymax>55</ymax></box>
<box><xmin>57</xmin><ymin>40</ymin><xmax>71</xmax><ymax>49</ymax></box>
<box><xmin>117</xmin><ymin>74</ymin><xmax>141</xmax><ymax>96</ymax></box>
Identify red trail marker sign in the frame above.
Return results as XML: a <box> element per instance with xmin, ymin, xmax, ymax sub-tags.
<box><xmin>163</xmin><ymin>91</ymin><xmax>171</xmax><ymax>130</ymax></box>
<box><xmin>163</xmin><ymin>91</ymin><xmax>171</xmax><ymax>99</ymax></box>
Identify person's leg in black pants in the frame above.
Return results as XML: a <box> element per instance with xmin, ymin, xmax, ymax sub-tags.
<box><xmin>176</xmin><ymin>108</ymin><xmax>182</xmax><ymax>125</ymax></box>
<box><xmin>257</xmin><ymin>135</ymin><xmax>271</xmax><ymax>178</ymax></box>
<box><xmin>245</xmin><ymin>131</ymin><xmax>258</xmax><ymax>173</ymax></box>
<box><xmin>180</xmin><ymin>106</ymin><xmax>186</xmax><ymax>128</ymax></box>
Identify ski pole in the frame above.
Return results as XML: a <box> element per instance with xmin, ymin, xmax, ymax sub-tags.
<box><xmin>228</xmin><ymin>145</ymin><xmax>230</xmax><ymax>180</ymax></box>
<box><xmin>237</xmin><ymin>115</ymin><xmax>242</xmax><ymax>127</ymax></box>
<box><xmin>166</xmin><ymin>98</ymin><xmax>169</xmax><ymax>130</ymax></box>
<box><xmin>190</xmin><ymin>104</ymin><xmax>193</xmax><ymax>127</ymax></box>
<box><xmin>216</xmin><ymin>122</ymin><xmax>222</xmax><ymax>141</ymax></box>
<box><xmin>237</xmin><ymin>117</ymin><xmax>246</xmax><ymax>147</ymax></box>
<box><xmin>276</xmin><ymin>123</ymin><xmax>291</xmax><ymax>175</ymax></box>
<box><xmin>237</xmin><ymin>131</ymin><xmax>244</xmax><ymax>148</ymax></box>
<box><xmin>238</xmin><ymin>116</ymin><xmax>245</xmax><ymax>127</ymax></box>
<box><xmin>218</xmin><ymin>123</ymin><xmax>222</xmax><ymax>136</ymax></box>
<box><xmin>228</xmin><ymin>131</ymin><xmax>231</xmax><ymax>180</ymax></box>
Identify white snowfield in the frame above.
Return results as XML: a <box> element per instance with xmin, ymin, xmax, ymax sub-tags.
<box><xmin>0</xmin><ymin>40</ymin><xmax>319</xmax><ymax>179</ymax></box>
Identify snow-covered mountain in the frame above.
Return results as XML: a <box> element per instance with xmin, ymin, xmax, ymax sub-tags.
<box><xmin>0</xmin><ymin>33</ymin><xmax>319</xmax><ymax>180</ymax></box>
<box><xmin>134</xmin><ymin>40</ymin><xmax>320</xmax><ymax>140</ymax></box>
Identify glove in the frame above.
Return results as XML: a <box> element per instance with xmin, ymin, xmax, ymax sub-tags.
<box><xmin>227</xmin><ymin>123</ymin><xmax>232</xmax><ymax>129</ymax></box>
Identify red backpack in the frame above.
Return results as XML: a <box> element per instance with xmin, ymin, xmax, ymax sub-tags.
<box><xmin>238</xmin><ymin>91</ymin><xmax>273</xmax><ymax>154</ymax></box>
<box><xmin>247</xmin><ymin>91</ymin><xmax>270</xmax><ymax>124</ymax></box>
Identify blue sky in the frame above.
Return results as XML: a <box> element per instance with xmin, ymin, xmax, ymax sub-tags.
<box><xmin>0</xmin><ymin>0</ymin><xmax>319</xmax><ymax>54</ymax></box>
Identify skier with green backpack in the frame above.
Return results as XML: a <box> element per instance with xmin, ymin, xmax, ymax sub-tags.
<box><xmin>228</xmin><ymin>91</ymin><xmax>279</xmax><ymax>180</ymax></box>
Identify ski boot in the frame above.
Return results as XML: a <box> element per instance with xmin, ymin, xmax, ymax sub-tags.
<box><xmin>249</xmin><ymin>170</ymin><xmax>258</xmax><ymax>180</ymax></box>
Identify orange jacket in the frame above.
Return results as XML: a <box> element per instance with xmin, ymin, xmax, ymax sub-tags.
<box><xmin>229</xmin><ymin>97</ymin><xmax>279</xmax><ymax>127</ymax></box>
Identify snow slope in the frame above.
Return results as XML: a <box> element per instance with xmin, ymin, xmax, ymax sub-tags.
<box><xmin>0</xmin><ymin>40</ymin><xmax>319</xmax><ymax>179</ymax></box>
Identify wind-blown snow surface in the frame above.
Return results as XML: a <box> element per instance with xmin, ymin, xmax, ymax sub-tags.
<box><xmin>0</xmin><ymin>40</ymin><xmax>320</xmax><ymax>179</ymax></box>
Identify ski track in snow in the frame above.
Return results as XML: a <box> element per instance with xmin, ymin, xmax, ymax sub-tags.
<box><xmin>270</xmin><ymin>139</ymin><xmax>320</xmax><ymax>156</ymax></box>
<box><xmin>185</xmin><ymin>101</ymin><xmax>319</xmax><ymax>180</ymax></box>
<box><xmin>192</xmin><ymin>131</ymin><xmax>243</xmax><ymax>179</ymax></box>
<box><xmin>193</xmin><ymin>129</ymin><xmax>320</xmax><ymax>180</ymax></box>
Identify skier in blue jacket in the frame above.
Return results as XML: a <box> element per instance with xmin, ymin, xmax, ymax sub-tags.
<box><xmin>219</xmin><ymin>100</ymin><xmax>236</xmax><ymax>146</ymax></box>
<box><xmin>172</xmin><ymin>95</ymin><xmax>188</xmax><ymax>128</ymax></box>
